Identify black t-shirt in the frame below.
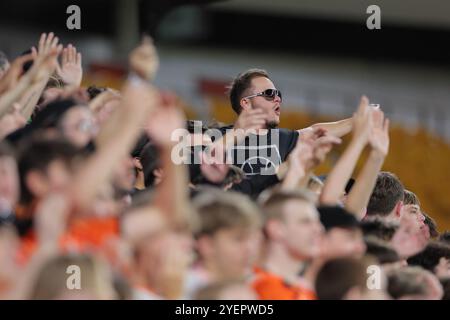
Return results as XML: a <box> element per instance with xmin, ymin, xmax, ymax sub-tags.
<box><xmin>218</xmin><ymin>126</ymin><xmax>299</xmax><ymax>198</ymax></box>
<box><xmin>218</xmin><ymin>126</ymin><xmax>299</xmax><ymax>176</ymax></box>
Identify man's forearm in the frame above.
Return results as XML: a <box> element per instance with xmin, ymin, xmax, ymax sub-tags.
<box><xmin>345</xmin><ymin>150</ymin><xmax>385</xmax><ymax>219</ymax></box>
<box><xmin>0</xmin><ymin>72</ymin><xmax>35</xmax><ymax>118</ymax></box>
<box><xmin>154</xmin><ymin>144</ymin><xmax>190</xmax><ymax>226</ymax></box>
<box><xmin>319</xmin><ymin>137</ymin><xmax>365</xmax><ymax>205</ymax></box>
<box><xmin>310</xmin><ymin>117</ymin><xmax>353</xmax><ymax>138</ymax></box>
<box><xmin>19</xmin><ymin>80</ymin><xmax>48</xmax><ymax>120</ymax></box>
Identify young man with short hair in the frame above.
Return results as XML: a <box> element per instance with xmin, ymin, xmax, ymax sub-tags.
<box><xmin>315</xmin><ymin>256</ymin><xmax>388</xmax><ymax>300</ymax></box>
<box><xmin>402</xmin><ymin>190</ymin><xmax>426</xmax><ymax>230</ymax></box>
<box><xmin>318</xmin><ymin>206</ymin><xmax>366</xmax><ymax>259</ymax></box>
<box><xmin>252</xmin><ymin>190</ymin><xmax>323</xmax><ymax>300</ymax></box>
<box><xmin>185</xmin><ymin>190</ymin><xmax>262</xmax><ymax>299</ymax></box>
<box><xmin>366</xmin><ymin>172</ymin><xmax>405</xmax><ymax>221</ymax></box>
<box><xmin>225</xmin><ymin>69</ymin><xmax>354</xmax><ymax>198</ymax></box>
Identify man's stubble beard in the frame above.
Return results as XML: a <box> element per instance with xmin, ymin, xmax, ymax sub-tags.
<box><xmin>266</xmin><ymin>120</ymin><xmax>279</xmax><ymax>129</ymax></box>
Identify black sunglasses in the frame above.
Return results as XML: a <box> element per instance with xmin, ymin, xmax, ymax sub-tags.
<box><xmin>242</xmin><ymin>89</ymin><xmax>282</xmax><ymax>101</ymax></box>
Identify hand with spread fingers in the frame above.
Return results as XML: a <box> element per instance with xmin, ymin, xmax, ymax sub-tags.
<box><xmin>56</xmin><ymin>44</ymin><xmax>83</xmax><ymax>87</ymax></box>
<box><xmin>129</xmin><ymin>36</ymin><xmax>159</xmax><ymax>82</ymax></box>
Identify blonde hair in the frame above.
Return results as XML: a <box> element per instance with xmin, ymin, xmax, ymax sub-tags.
<box><xmin>29</xmin><ymin>253</ymin><xmax>116</xmax><ymax>300</ymax></box>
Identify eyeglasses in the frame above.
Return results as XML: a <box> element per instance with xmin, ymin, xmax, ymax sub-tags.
<box><xmin>242</xmin><ymin>89</ymin><xmax>282</xmax><ymax>102</ymax></box>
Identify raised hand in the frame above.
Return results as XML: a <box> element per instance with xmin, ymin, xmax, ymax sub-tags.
<box><xmin>233</xmin><ymin>108</ymin><xmax>267</xmax><ymax>132</ymax></box>
<box><xmin>145</xmin><ymin>92</ymin><xmax>186</xmax><ymax>147</ymax></box>
<box><xmin>285</xmin><ymin>128</ymin><xmax>341</xmax><ymax>188</ymax></box>
<box><xmin>33</xmin><ymin>32</ymin><xmax>60</xmax><ymax>58</ymax></box>
<box><xmin>56</xmin><ymin>44</ymin><xmax>83</xmax><ymax>86</ymax></box>
<box><xmin>311</xmin><ymin>133</ymin><xmax>342</xmax><ymax>167</ymax></box>
<box><xmin>129</xmin><ymin>36</ymin><xmax>159</xmax><ymax>81</ymax></box>
<box><xmin>352</xmin><ymin>96</ymin><xmax>372</xmax><ymax>143</ymax></box>
<box><xmin>28</xmin><ymin>46</ymin><xmax>61</xmax><ymax>85</ymax></box>
<box><xmin>369</xmin><ymin>108</ymin><xmax>390</xmax><ymax>157</ymax></box>
<box><xmin>0</xmin><ymin>53</ymin><xmax>34</xmax><ymax>94</ymax></box>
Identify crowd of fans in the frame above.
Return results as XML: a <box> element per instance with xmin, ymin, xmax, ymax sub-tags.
<box><xmin>0</xmin><ymin>32</ymin><xmax>449</xmax><ymax>300</ymax></box>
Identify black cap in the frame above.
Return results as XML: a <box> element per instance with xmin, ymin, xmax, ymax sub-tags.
<box><xmin>318</xmin><ymin>205</ymin><xmax>360</xmax><ymax>231</ymax></box>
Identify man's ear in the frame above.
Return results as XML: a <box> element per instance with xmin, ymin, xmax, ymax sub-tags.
<box><xmin>395</xmin><ymin>201</ymin><xmax>404</xmax><ymax>218</ymax></box>
<box><xmin>153</xmin><ymin>168</ymin><xmax>163</xmax><ymax>179</ymax></box>
<box><xmin>196</xmin><ymin>236</ymin><xmax>214</xmax><ymax>258</ymax></box>
<box><xmin>133</xmin><ymin>157</ymin><xmax>143</xmax><ymax>171</ymax></box>
<box><xmin>25</xmin><ymin>171</ymin><xmax>48</xmax><ymax>199</ymax></box>
<box><xmin>266</xmin><ymin>219</ymin><xmax>284</xmax><ymax>241</ymax></box>
<box><xmin>240</xmin><ymin>97</ymin><xmax>252</xmax><ymax>112</ymax></box>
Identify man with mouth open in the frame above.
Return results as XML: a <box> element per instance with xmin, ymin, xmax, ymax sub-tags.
<box><xmin>219</xmin><ymin>68</ymin><xmax>353</xmax><ymax>198</ymax></box>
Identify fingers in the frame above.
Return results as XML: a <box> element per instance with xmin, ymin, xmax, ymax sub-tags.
<box><xmin>59</xmin><ymin>44</ymin><xmax>81</xmax><ymax>66</ymax></box>
<box><xmin>62</xmin><ymin>47</ymin><xmax>68</xmax><ymax>65</ymax></box>
<box><xmin>38</xmin><ymin>33</ymin><xmax>46</xmax><ymax>53</ymax></box>
<box><xmin>13</xmin><ymin>53</ymin><xmax>34</xmax><ymax>67</ymax></box>
<box><xmin>141</xmin><ymin>35</ymin><xmax>153</xmax><ymax>46</ymax></box>
<box><xmin>312</xmin><ymin>127</ymin><xmax>327</xmax><ymax>139</ymax></box>
<box><xmin>384</xmin><ymin>118</ymin><xmax>390</xmax><ymax>133</ymax></box>
<box><xmin>31</xmin><ymin>47</ymin><xmax>38</xmax><ymax>59</ymax></box>
<box><xmin>45</xmin><ymin>32</ymin><xmax>54</xmax><ymax>50</ymax></box>
<box><xmin>37</xmin><ymin>32</ymin><xmax>60</xmax><ymax>56</ymax></box>
<box><xmin>371</xmin><ymin>108</ymin><xmax>384</xmax><ymax>128</ymax></box>
<box><xmin>359</xmin><ymin>95</ymin><xmax>369</xmax><ymax>110</ymax></box>
<box><xmin>51</xmin><ymin>36</ymin><xmax>59</xmax><ymax>50</ymax></box>
<box><xmin>317</xmin><ymin>135</ymin><xmax>342</xmax><ymax>146</ymax></box>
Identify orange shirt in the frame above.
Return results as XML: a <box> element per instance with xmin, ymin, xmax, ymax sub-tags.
<box><xmin>251</xmin><ymin>267</ymin><xmax>317</xmax><ymax>300</ymax></box>
<box><xmin>16</xmin><ymin>216</ymin><xmax>119</xmax><ymax>266</ymax></box>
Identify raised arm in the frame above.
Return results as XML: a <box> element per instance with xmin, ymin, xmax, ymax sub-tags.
<box><xmin>145</xmin><ymin>93</ymin><xmax>191</xmax><ymax>226</ymax></box>
<box><xmin>345</xmin><ymin>108</ymin><xmax>389</xmax><ymax>218</ymax></box>
<box><xmin>70</xmin><ymin>80</ymin><xmax>157</xmax><ymax>212</ymax></box>
<box><xmin>19</xmin><ymin>33</ymin><xmax>70</xmax><ymax>120</ymax></box>
<box><xmin>319</xmin><ymin>96</ymin><xmax>372</xmax><ymax>205</ymax></box>
<box><xmin>282</xmin><ymin>128</ymin><xmax>341</xmax><ymax>190</ymax></box>
<box><xmin>70</xmin><ymin>36</ymin><xmax>159</xmax><ymax>212</ymax></box>
<box><xmin>19</xmin><ymin>40</ymin><xmax>84</xmax><ymax>120</ymax></box>
<box><xmin>0</xmin><ymin>45</ymin><xmax>61</xmax><ymax>119</ymax></box>
<box><xmin>95</xmin><ymin>36</ymin><xmax>157</xmax><ymax>148</ymax></box>
<box><xmin>307</xmin><ymin>117</ymin><xmax>353</xmax><ymax>138</ymax></box>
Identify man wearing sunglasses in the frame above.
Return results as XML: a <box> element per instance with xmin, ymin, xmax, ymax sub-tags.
<box><xmin>219</xmin><ymin>68</ymin><xmax>353</xmax><ymax>197</ymax></box>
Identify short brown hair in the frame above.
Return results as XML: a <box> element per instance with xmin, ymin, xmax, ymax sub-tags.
<box><xmin>365</xmin><ymin>236</ymin><xmax>400</xmax><ymax>264</ymax></box>
<box><xmin>407</xmin><ymin>241</ymin><xmax>450</xmax><ymax>271</ymax></box>
<box><xmin>194</xmin><ymin>278</ymin><xmax>248</xmax><ymax>300</ymax></box>
<box><xmin>193</xmin><ymin>189</ymin><xmax>261</xmax><ymax>238</ymax></box>
<box><xmin>360</xmin><ymin>217</ymin><xmax>399</xmax><ymax>241</ymax></box>
<box><xmin>315</xmin><ymin>256</ymin><xmax>378</xmax><ymax>300</ymax></box>
<box><xmin>386</xmin><ymin>266</ymin><xmax>428</xmax><ymax>299</ymax></box>
<box><xmin>0</xmin><ymin>141</ymin><xmax>15</xmax><ymax>158</ymax></box>
<box><xmin>29</xmin><ymin>253</ymin><xmax>115</xmax><ymax>299</ymax></box>
<box><xmin>228</xmin><ymin>68</ymin><xmax>270</xmax><ymax>115</ymax></box>
<box><xmin>423</xmin><ymin>211</ymin><xmax>439</xmax><ymax>238</ymax></box>
<box><xmin>403</xmin><ymin>190</ymin><xmax>421</xmax><ymax>206</ymax></box>
<box><xmin>367</xmin><ymin>172</ymin><xmax>404</xmax><ymax>217</ymax></box>
<box><xmin>259</xmin><ymin>189</ymin><xmax>315</xmax><ymax>223</ymax></box>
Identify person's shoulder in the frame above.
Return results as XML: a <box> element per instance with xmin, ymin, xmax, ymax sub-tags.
<box><xmin>277</xmin><ymin>128</ymin><xmax>298</xmax><ymax>135</ymax></box>
<box><xmin>251</xmin><ymin>268</ymin><xmax>297</xmax><ymax>300</ymax></box>
<box><xmin>217</xmin><ymin>124</ymin><xmax>234</xmax><ymax>133</ymax></box>
<box><xmin>251</xmin><ymin>267</ymin><xmax>283</xmax><ymax>287</ymax></box>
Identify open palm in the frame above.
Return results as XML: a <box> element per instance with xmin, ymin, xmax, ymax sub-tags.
<box><xmin>369</xmin><ymin>109</ymin><xmax>390</xmax><ymax>156</ymax></box>
<box><xmin>56</xmin><ymin>44</ymin><xmax>82</xmax><ymax>86</ymax></box>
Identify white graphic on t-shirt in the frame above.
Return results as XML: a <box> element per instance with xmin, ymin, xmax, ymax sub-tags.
<box><xmin>228</xmin><ymin>144</ymin><xmax>281</xmax><ymax>176</ymax></box>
